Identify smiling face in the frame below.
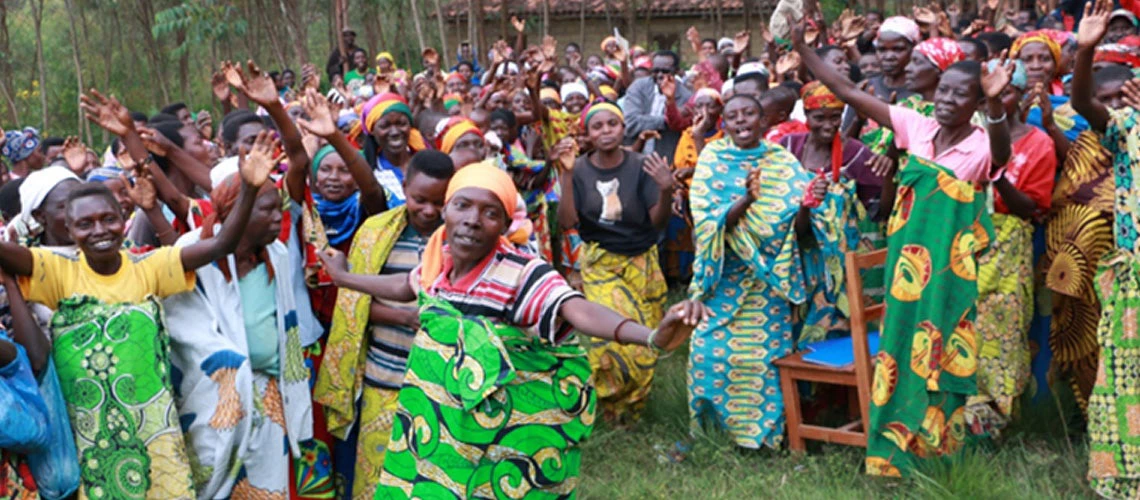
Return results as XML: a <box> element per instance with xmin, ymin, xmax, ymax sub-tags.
<box><xmin>723</xmin><ymin>97</ymin><xmax>763</xmax><ymax>149</ymax></box>
<box><xmin>906</xmin><ymin>52</ymin><xmax>941</xmax><ymax>94</ymax></box>
<box><xmin>378</xmin><ymin>57</ymin><xmax>393</xmax><ymax>72</ymax></box>
<box><xmin>586</xmin><ymin>55</ymin><xmax>602</xmax><ymax>69</ymax></box>
<box><xmin>353</xmin><ymin>50</ymin><xmax>368</xmax><ymax>70</ymax></box>
<box><xmin>512</xmin><ymin>91</ymin><xmax>532</xmax><ymax>115</ymax></box>
<box><xmin>373</xmin><ymin>112</ymin><xmax>411</xmax><ymax>157</ymax></box>
<box><xmin>488</xmin><ymin>91</ymin><xmax>509</xmax><ymax>111</ymax></box>
<box><xmin>932</xmin><ymin>68</ymin><xmax>981</xmax><ymax>128</ymax></box>
<box><xmin>35</xmin><ymin>179</ymin><xmax>80</xmax><ymax>246</ymax></box>
<box><xmin>564</xmin><ymin>93</ymin><xmax>588</xmax><ymax>114</ymax></box>
<box><xmin>67</xmin><ymin>194</ymin><xmax>125</xmax><ymax>260</ymax></box>
<box><xmin>315</xmin><ymin>152</ymin><xmax>358</xmax><ymax>202</ymax></box>
<box><xmin>701</xmin><ymin>40</ymin><xmax>717</xmax><ymax>57</ymax></box>
<box><xmin>444</xmin><ymin>187</ymin><xmax>507</xmax><ymax>265</ymax></box>
<box><xmin>1017</xmin><ymin>42</ymin><xmax>1056</xmax><ymax>87</ymax></box>
<box><xmin>806</xmin><ymin>107</ymin><xmax>843</xmax><ymax>144</ymax></box>
<box><xmin>876</xmin><ymin>33</ymin><xmax>913</xmax><ymax>78</ymax></box>
<box><xmin>586</xmin><ymin>110</ymin><xmax>624</xmax><ymax>152</ymax></box>
<box><xmin>404</xmin><ymin>172</ymin><xmax>449</xmax><ymax>236</ymax></box>
<box><xmin>446</xmin><ymin>78</ymin><xmax>467</xmax><ymax>95</ymax></box>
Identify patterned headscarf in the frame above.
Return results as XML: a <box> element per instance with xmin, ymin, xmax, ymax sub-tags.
<box><xmin>914</xmin><ymin>38</ymin><xmax>967</xmax><ymax>72</ymax></box>
<box><xmin>1011</xmin><ymin>31</ymin><xmax>1062</xmax><ymax>68</ymax></box>
<box><xmin>689</xmin><ymin>87</ymin><xmax>723</xmax><ymax>107</ymax></box>
<box><xmin>436</xmin><ymin>118</ymin><xmax>483</xmax><ymax>154</ymax></box>
<box><xmin>442</xmin><ymin>93</ymin><xmax>464</xmax><ymax>111</ymax></box>
<box><xmin>877</xmin><ymin>16</ymin><xmax>921</xmax><ymax>45</ymax></box>
<box><xmin>1094</xmin><ymin>44</ymin><xmax>1140</xmax><ymax>68</ymax></box>
<box><xmin>540</xmin><ymin>87</ymin><xmax>562</xmax><ymax>105</ymax></box>
<box><xmin>362</xmin><ymin>92</ymin><xmax>414</xmax><ymax>134</ymax></box>
<box><xmin>987</xmin><ymin>59</ymin><xmax>1029</xmax><ymax>90</ymax></box>
<box><xmin>2</xmin><ymin>127</ymin><xmax>40</xmax><ymax>164</ymax></box>
<box><xmin>801</xmin><ymin>81</ymin><xmax>844</xmax><ymax>110</ymax></box>
<box><xmin>582</xmin><ymin>102</ymin><xmax>624</xmax><ymax>129</ymax></box>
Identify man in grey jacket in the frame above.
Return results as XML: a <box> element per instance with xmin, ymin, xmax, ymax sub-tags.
<box><xmin>621</xmin><ymin>50</ymin><xmax>691</xmax><ymax>164</ymax></box>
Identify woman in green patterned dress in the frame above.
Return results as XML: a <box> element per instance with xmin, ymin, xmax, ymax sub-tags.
<box><xmin>318</xmin><ymin>162</ymin><xmax>708</xmax><ymax>499</ymax></box>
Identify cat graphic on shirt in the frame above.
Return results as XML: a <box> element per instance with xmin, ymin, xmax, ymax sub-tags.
<box><xmin>596</xmin><ymin>178</ymin><xmax>622</xmax><ymax>225</ymax></box>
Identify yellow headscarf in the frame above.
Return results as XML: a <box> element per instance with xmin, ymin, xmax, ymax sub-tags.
<box><xmin>1011</xmin><ymin>31</ymin><xmax>1062</xmax><ymax>71</ymax></box>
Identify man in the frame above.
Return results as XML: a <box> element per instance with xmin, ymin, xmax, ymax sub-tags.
<box><xmin>326</xmin><ymin>27</ymin><xmax>361</xmax><ymax>80</ymax></box>
<box><xmin>866</xmin><ymin>16</ymin><xmax>918</xmax><ymax>103</ymax></box>
<box><xmin>160</xmin><ymin>102</ymin><xmax>195</xmax><ymax>128</ymax></box>
<box><xmin>622</xmin><ymin>50</ymin><xmax>691</xmax><ymax>163</ymax></box>
<box><xmin>1107</xmin><ymin>9</ymin><xmax>1139</xmax><ymax>43</ymax></box>
<box><xmin>2</xmin><ymin>128</ymin><xmax>45</xmax><ymax>179</ymax></box>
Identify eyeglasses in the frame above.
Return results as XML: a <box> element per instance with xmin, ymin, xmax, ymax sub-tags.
<box><xmin>651</xmin><ymin>68</ymin><xmax>672</xmax><ymax>75</ymax></box>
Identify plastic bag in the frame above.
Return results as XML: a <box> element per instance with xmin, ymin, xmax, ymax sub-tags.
<box><xmin>0</xmin><ymin>337</ymin><xmax>50</xmax><ymax>452</ymax></box>
<box><xmin>26</xmin><ymin>359</ymin><xmax>80</xmax><ymax>500</ymax></box>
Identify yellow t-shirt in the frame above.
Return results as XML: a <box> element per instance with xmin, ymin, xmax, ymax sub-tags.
<box><xmin>19</xmin><ymin>247</ymin><xmax>196</xmax><ymax>307</ymax></box>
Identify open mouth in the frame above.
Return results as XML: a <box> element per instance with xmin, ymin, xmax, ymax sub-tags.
<box><xmin>452</xmin><ymin>233</ymin><xmax>481</xmax><ymax>247</ymax></box>
<box><xmin>90</xmin><ymin>239</ymin><xmax>117</xmax><ymax>252</ymax></box>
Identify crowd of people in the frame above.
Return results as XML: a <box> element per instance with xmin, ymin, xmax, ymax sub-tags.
<box><xmin>0</xmin><ymin>0</ymin><xmax>1139</xmax><ymax>497</ymax></box>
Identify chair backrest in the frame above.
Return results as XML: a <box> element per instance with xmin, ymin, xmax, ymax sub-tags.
<box><xmin>845</xmin><ymin>249</ymin><xmax>887</xmax><ymax>388</ymax></box>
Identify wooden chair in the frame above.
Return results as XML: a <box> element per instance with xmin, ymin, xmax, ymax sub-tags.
<box><xmin>773</xmin><ymin>248</ymin><xmax>887</xmax><ymax>452</ymax></box>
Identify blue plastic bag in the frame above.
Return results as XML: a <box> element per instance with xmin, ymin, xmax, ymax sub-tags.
<box><xmin>27</xmin><ymin>358</ymin><xmax>79</xmax><ymax>499</ymax></box>
<box><xmin>0</xmin><ymin>335</ymin><xmax>50</xmax><ymax>452</ymax></box>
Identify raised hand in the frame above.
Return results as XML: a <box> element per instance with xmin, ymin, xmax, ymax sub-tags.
<box><xmin>295</xmin><ymin>88</ymin><xmax>338</xmax><ymax>138</ymax></box>
<box><xmin>687</xmin><ymin>26</ymin><xmax>701</xmax><ymax>53</ymax></box>
<box><xmin>652</xmin><ymin>300</ymin><xmax>711</xmax><ymax>350</ymax></box>
<box><xmin>61</xmin><ymin>137</ymin><xmax>88</xmax><ymax>171</ymax></box>
<box><xmin>839</xmin><ymin>11</ymin><xmax>866</xmax><ymax>44</ymax></box>
<box><xmin>212</xmin><ymin>71</ymin><xmax>234</xmax><ymax>105</ymax></box>
<box><xmin>1078</xmin><ymin>0</ymin><xmax>1113</xmax><ymax>50</ymax></box>
<box><xmin>980</xmin><ymin>51</ymin><xmax>1015</xmax><ymax>99</ymax></box>
<box><xmin>511</xmin><ymin>15</ymin><xmax>526</xmax><ymax>33</ymax></box>
<box><xmin>196</xmin><ymin>110</ymin><xmax>213</xmax><ymax>140</ymax></box>
<box><xmin>224</xmin><ymin>60</ymin><xmax>280</xmax><ymax>107</ymax></box>
<box><xmin>643</xmin><ymin>152</ymin><xmax>674</xmax><ymax>191</ymax></box>
<box><xmin>542</xmin><ymin>35</ymin><xmax>558</xmax><ymax>60</ymax></box>
<box><xmin>124</xmin><ymin>171</ymin><xmax>158</xmax><ymax>211</ymax></box>
<box><xmin>1122</xmin><ymin>78</ymin><xmax>1140</xmax><ymax>110</ymax></box>
<box><xmin>733</xmin><ymin>30</ymin><xmax>751</xmax><ymax>55</ymax></box>
<box><xmin>239</xmin><ymin>130</ymin><xmax>283</xmax><ymax>188</ymax></box>
<box><xmin>301</xmin><ymin>63</ymin><xmax>320</xmax><ymax>90</ymax></box>
<box><xmin>79</xmin><ymin>89</ymin><xmax>134</xmax><ymax>137</ymax></box>
<box><xmin>660</xmin><ymin>74</ymin><xmax>677</xmax><ymax>100</ymax></box>
<box><xmin>138</xmin><ymin>126</ymin><xmax>173</xmax><ymax>157</ymax></box>
<box><xmin>776</xmin><ymin>51</ymin><xmax>802</xmax><ymax>76</ymax></box>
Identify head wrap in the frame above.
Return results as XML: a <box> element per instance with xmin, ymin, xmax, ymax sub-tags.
<box><xmin>600</xmin><ymin>36</ymin><xmax>618</xmax><ymax>52</ymax></box>
<box><xmin>582</xmin><ymin>102</ymin><xmax>624</xmax><ymax>129</ymax></box>
<box><xmin>201</xmin><ymin>173</ymin><xmax>281</xmax><ymax>281</ymax></box>
<box><xmin>717</xmin><ymin>37</ymin><xmax>734</xmax><ymax>51</ymax></box>
<box><xmin>496</xmin><ymin>62</ymin><xmax>520</xmax><ymax>77</ymax></box>
<box><xmin>736</xmin><ymin>61</ymin><xmax>770</xmax><ymax>78</ymax></box>
<box><xmin>362</xmin><ymin>92</ymin><xmax>413</xmax><ymax>134</ymax></box>
<box><xmin>540</xmin><ymin>87</ymin><xmax>562</xmax><ymax>105</ymax></box>
<box><xmin>689</xmin><ymin>87</ymin><xmax>723</xmax><ymax>107</ymax></box>
<box><xmin>419</xmin><ymin>159</ymin><xmax>531</xmax><ymax>289</ymax></box>
<box><xmin>560</xmin><ymin>81</ymin><xmax>589</xmax><ymax>102</ymax></box>
<box><xmin>446</xmin><ymin>72</ymin><xmax>468</xmax><ymax>84</ymax></box>
<box><xmin>913</xmin><ymin>37</ymin><xmax>967</xmax><ymax>72</ymax></box>
<box><xmin>1011</xmin><ymin>30</ymin><xmax>1062</xmax><ymax>68</ymax></box>
<box><xmin>877</xmin><ymin>16</ymin><xmax>921</xmax><ymax>45</ymax></box>
<box><xmin>801</xmin><ymin>81</ymin><xmax>844</xmax><ymax>110</ymax></box>
<box><xmin>1111</xmin><ymin>9</ymin><xmax>1139</xmax><ymax>27</ymax></box>
<box><xmin>599</xmin><ymin>85</ymin><xmax>619</xmax><ymax>100</ymax></box>
<box><xmin>1041</xmin><ymin>29</ymin><xmax>1077</xmax><ymax>49</ymax></box>
<box><xmin>85</xmin><ymin>166</ymin><xmax>124</xmax><ymax>183</ymax></box>
<box><xmin>2</xmin><ymin>127</ymin><xmax>41</xmax><ymax>165</ymax></box>
<box><xmin>375</xmin><ymin>51</ymin><xmax>397</xmax><ymax>68</ymax></box>
<box><xmin>1096</xmin><ymin>43</ymin><xmax>1140</xmax><ymax>68</ymax></box>
<box><xmin>311</xmin><ymin>144</ymin><xmax>337</xmax><ymax>180</ymax></box>
<box><xmin>12</xmin><ymin>166</ymin><xmax>79</xmax><ymax>241</ymax></box>
<box><xmin>436</xmin><ymin>118</ymin><xmax>484</xmax><ymax>154</ymax></box>
<box><xmin>336</xmin><ymin>110</ymin><xmax>360</xmax><ymax>130</ymax></box>
<box><xmin>987</xmin><ymin>59</ymin><xmax>1029</xmax><ymax>90</ymax></box>
<box><xmin>442</xmin><ymin>93</ymin><xmax>464</xmax><ymax>111</ymax></box>
<box><xmin>210</xmin><ymin>155</ymin><xmax>240</xmax><ymax>188</ymax></box>
<box><xmin>634</xmin><ymin>55</ymin><xmax>653</xmax><ymax>70</ymax></box>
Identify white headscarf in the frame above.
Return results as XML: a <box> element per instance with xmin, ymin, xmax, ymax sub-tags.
<box><xmin>560</xmin><ymin>81</ymin><xmax>589</xmax><ymax>103</ymax></box>
<box><xmin>10</xmin><ymin>166</ymin><xmax>80</xmax><ymax>241</ymax></box>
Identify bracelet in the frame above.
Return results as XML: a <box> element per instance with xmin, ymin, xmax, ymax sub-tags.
<box><xmin>613</xmin><ymin>318</ymin><xmax>634</xmax><ymax>344</ymax></box>
<box><xmin>985</xmin><ymin>112</ymin><xmax>1007</xmax><ymax>124</ymax></box>
<box><xmin>645</xmin><ymin>328</ymin><xmax>666</xmax><ymax>353</ymax></box>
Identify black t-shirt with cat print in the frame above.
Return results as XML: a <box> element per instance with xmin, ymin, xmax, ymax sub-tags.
<box><xmin>571</xmin><ymin>150</ymin><xmax>662</xmax><ymax>256</ymax></box>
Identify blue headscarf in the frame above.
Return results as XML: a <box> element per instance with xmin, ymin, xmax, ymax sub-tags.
<box><xmin>85</xmin><ymin>166</ymin><xmax>124</xmax><ymax>183</ymax></box>
<box><xmin>310</xmin><ymin>144</ymin><xmax>364</xmax><ymax>247</ymax></box>
<box><xmin>2</xmin><ymin>127</ymin><xmax>40</xmax><ymax>164</ymax></box>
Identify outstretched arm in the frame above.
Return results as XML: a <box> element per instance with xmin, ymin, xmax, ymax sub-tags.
<box><xmin>560</xmin><ymin>298</ymin><xmax>708</xmax><ymax>351</ymax></box>
<box><xmin>791</xmin><ymin>17</ymin><xmax>892</xmax><ymax>130</ymax></box>
<box><xmin>226</xmin><ymin>60</ymin><xmax>312</xmax><ymax>185</ymax></box>
<box><xmin>1072</xmin><ymin>0</ymin><xmax>1114</xmax><ymax>133</ymax></box>
<box><xmin>1</xmin><ymin>272</ymin><xmax>48</xmax><ymax>373</ymax></box>
<box><xmin>318</xmin><ymin>248</ymin><xmax>416</xmax><ymax>302</ymax></box>
<box><xmin>981</xmin><ymin>58</ymin><xmax>1014</xmax><ymax>171</ymax></box>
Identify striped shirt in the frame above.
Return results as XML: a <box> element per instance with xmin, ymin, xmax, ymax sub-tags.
<box><xmin>412</xmin><ymin>241</ymin><xmax>582</xmax><ymax>344</ymax></box>
<box><xmin>365</xmin><ymin>226</ymin><xmax>428</xmax><ymax>390</ymax></box>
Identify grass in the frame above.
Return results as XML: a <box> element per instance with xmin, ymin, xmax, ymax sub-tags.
<box><xmin>577</xmin><ymin>344</ymin><xmax>1096</xmax><ymax>499</ymax></box>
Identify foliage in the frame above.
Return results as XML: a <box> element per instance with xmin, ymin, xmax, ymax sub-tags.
<box><xmin>153</xmin><ymin>0</ymin><xmax>248</xmax><ymax>59</ymax></box>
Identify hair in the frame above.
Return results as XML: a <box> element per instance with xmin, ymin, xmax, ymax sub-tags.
<box><xmin>944</xmin><ymin>60</ymin><xmax>983</xmax><ymax>97</ymax></box>
<box><xmin>567</xmin><ymin>42</ymin><xmax>581</xmax><ymax>51</ymax></box>
<box><xmin>976</xmin><ymin>32</ymin><xmax>1013</xmax><ymax>56</ymax></box>
<box><xmin>760</xmin><ymin>86</ymin><xmax>798</xmax><ymax>112</ymax></box>
<box><xmin>282</xmin><ymin>68</ymin><xmax>295</xmax><ymax>77</ymax></box>
<box><xmin>702</xmin><ymin>37</ymin><xmax>717</xmax><ymax>46</ymax></box>
<box><xmin>734</xmin><ymin>71</ymin><xmax>768</xmax><ymax>89</ymax></box>
<box><xmin>815</xmin><ymin>45</ymin><xmax>843</xmax><ymax>59</ymax></box>
<box><xmin>958</xmin><ymin>38</ymin><xmax>990</xmax><ymax>60</ymax></box>
<box><xmin>406</xmin><ymin>150</ymin><xmax>456</xmax><ymax>181</ymax></box>
<box><xmin>66</xmin><ymin>182</ymin><xmax>122</xmax><ymax>219</ymax></box>
<box><xmin>725</xmin><ymin>93</ymin><xmax>764</xmax><ymax>114</ymax></box>
<box><xmin>129</xmin><ymin>111</ymin><xmax>148</xmax><ymax>123</ymax></box>
<box><xmin>352</xmin><ymin>47</ymin><xmax>367</xmax><ymax>58</ymax></box>
<box><xmin>39</xmin><ymin>137</ymin><xmax>64</xmax><ymax>155</ymax></box>
<box><xmin>866</xmin><ymin>9</ymin><xmax>883</xmax><ymax>19</ymax></box>
<box><xmin>268</xmin><ymin>70</ymin><xmax>281</xmax><ymax>81</ymax></box>
<box><xmin>778</xmin><ymin>80</ymin><xmax>803</xmax><ymax>96</ymax></box>
<box><xmin>654</xmin><ymin>50</ymin><xmax>681</xmax><ymax>70</ymax></box>
<box><xmin>456</xmin><ymin>61</ymin><xmax>475</xmax><ymax>72</ymax></box>
<box><xmin>160</xmin><ymin>102</ymin><xmax>188</xmax><ymax>117</ymax></box>
<box><xmin>489</xmin><ymin>108</ymin><xmax>517</xmax><ymax>129</ymax></box>
<box><xmin>0</xmin><ymin>178</ymin><xmax>24</xmax><ymax>221</ymax></box>
<box><xmin>220</xmin><ymin>109</ymin><xmax>266</xmax><ymax>146</ymax></box>
<box><xmin>1095</xmin><ymin>63</ymin><xmax>1135</xmax><ymax>88</ymax></box>
<box><xmin>147</xmin><ymin>117</ymin><xmax>186</xmax><ymax>172</ymax></box>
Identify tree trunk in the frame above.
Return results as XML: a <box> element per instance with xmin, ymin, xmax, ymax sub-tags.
<box><xmin>579</xmin><ymin>0</ymin><xmax>586</xmax><ymax>47</ymax></box>
<box><xmin>714</xmin><ymin>0</ymin><xmax>724</xmax><ymax>37</ymax></box>
<box><xmin>131</xmin><ymin>0</ymin><xmax>171</xmax><ymax>106</ymax></box>
<box><xmin>256</xmin><ymin>0</ymin><xmax>289</xmax><ymax>70</ymax></box>
<box><xmin>0</xmin><ymin>0</ymin><xmax>19</xmax><ymax>123</ymax></box>
<box><xmin>177</xmin><ymin>30</ymin><xmax>191</xmax><ymax>111</ymax></box>
<box><xmin>433</xmin><ymin>0</ymin><xmax>450</xmax><ymax>67</ymax></box>
<box><xmin>408</xmin><ymin>0</ymin><xmax>428</xmax><ymax>56</ymax></box>
<box><xmin>473</xmin><ymin>0</ymin><xmax>485</xmax><ymax>66</ymax></box>
<box><xmin>277</xmin><ymin>0</ymin><xmax>310</xmax><ymax>68</ymax></box>
<box><xmin>30</xmin><ymin>0</ymin><xmax>48</xmax><ymax>131</ymax></box>
<box><xmin>624</xmin><ymin>0</ymin><xmax>636</xmax><ymax>46</ymax></box>
<box><xmin>62</xmin><ymin>0</ymin><xmax>92</xmax><ymax>144</ymax></box>
<box><xmin>542</xmin><ymin>0</ymin><xmax>549</xmax><ymax>38</ymax></box>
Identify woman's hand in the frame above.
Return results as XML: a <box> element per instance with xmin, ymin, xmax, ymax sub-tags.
<box><xmin>1122</xmin><ymin>78</ymin><xmax>1140</xmax><ymax>110</ymax></box>
<box><xmin>239</xmin><ymin>130</ymin><xmax>283</xmax><ymax>188</ymax></box>
<box><xmin>980</xmin><ymin>50</ymin><xmax>1015</xmax><ymax>101</ymax></box>
<box><xmin>224</xmin><ymin>60</ymin><xmax>280</xmax><ymax>107</ymax></box>
<box><xmin>79</xmin><ymin>89</ymin><xmax>134</xmax><ymax>137</ymax></box>
<box><xmin>643</xmin><ymin>152</ymin><xmax>674</xmax><ymax>191</ymax></box>
<box><xmin>868</xmin><ymin>154</ymin><xmax>896</xmax><ymax>178</ymax></box>
<box><xmin>61</xmin><ymin>136</ymin><xmax>88</xmax><ymax>172</ymax></box>
<box><xmin>1077</xmin><ymin>0</ymin><xmax>1113</xmax><ymax>51</ymax></box>
<box><xmin>138</xmin><ymin>126</ymin><xmax>174</xmax><ymax>157</ymax></box>
<box><xmin>124</xmin><ymin>171</ymin><xmax>158</xmax><ymax>211</ymax></box>
<box><xmin>652</xmin><ymin>300</ymin><xmax>711</xmax><ymax>351</ymax></box>
<box><xmin>317</xmin><ymin>247</ymin><xmax>350</xmax><ymax>279</ymax></box>
<box><xmin>746</xmin><ymin>167</ymin><xmax>763</xmax><ymax>201</ymax></box>
<box><xmin>295</xmin><ymin>88</ymin><xmax>338</xmax><ymax>138</ymax></box>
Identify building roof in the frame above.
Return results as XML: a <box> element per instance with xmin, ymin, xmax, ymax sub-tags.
<box><xmin>437</xmin><ymin>0</ymin><xmax>764</xmax><ymax>20</ymax></box>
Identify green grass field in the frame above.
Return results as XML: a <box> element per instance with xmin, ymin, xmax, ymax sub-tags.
<box><xmin>577</xmin><ymin>348</ymin><xmax>1096</xmax><ymax>499</ymax></box>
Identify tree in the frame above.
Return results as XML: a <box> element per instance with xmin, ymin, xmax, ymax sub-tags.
<box><xmin>0</xmin><ymin>0</ymin><xmax>19</xmax><ymax>123</ymax></box>
<box><xmin>30</xmin><ymin>0</ymin><xmax>48</xmax><ymax>131</ymax></box>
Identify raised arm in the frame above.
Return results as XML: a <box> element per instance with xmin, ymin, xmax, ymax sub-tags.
<box><xmin>791</xmin><ymin>17</ymin><xmax>892</xmax><ymax>129</ymax></box>
<box><xmin>1072</xmin><ymin>0</ymin><xmax>1113</xmax><ymax>133</ymax></box>
<box><xmin>318</xmin><ymin>248</ymin><xmax>416</xmax><ymax>302</ymax></box>
<box><xmin>981</xmin><ymin>58</ymin><xmax>1014</xmax><ymax>170</ymax></box>
<box><xmin>643</xmin><ymin>153</ymin><xmax>676</xmax><ymax>229</ymax></box>
<box><xmin>180</xmin><ymin>131</ymin><xmax>281</xmax><ymax>270</ymax></box>
<box><xmin>138</xmin><ymin>126</ymin><xmax>213</xmax><ymax>192</ymax></box>
<box><xmin>226</xmin><ymin>60</ymin><xmax>312</xmax><ymax>179</ymax></box>
<box><xmin>296</xmin><ymin>88</ymin><xmax>387</xmax><ymax>216</ymax></box>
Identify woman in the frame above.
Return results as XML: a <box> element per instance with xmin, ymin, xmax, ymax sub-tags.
<box><xmin>165</xmin><ymin>170</ymin><xmax>313</xmax><ymax>499</ymax></box>
<box><xmin>375</xmin><ymin>52</ymin><xmax>409</xmax><ymax>85</ymax></box>
<box><xmin>557</xmin><ymin>102</ymin><xmax>675</xmax><ymax>426</ymax></box>
<box><xmin>687</xmin><ymin>93</ymin><xmax>842</xmax><ymax>448</ymax></box>
<box><xmin>780</xmin><ymin>82</ymin><xmax>881</xmax><ymax>344</ymax></box>
<box><xmin>317</xmin><ymin>162</ymin><xmax>706</xmax><ymax>498</ymax></box>
<box><xmin>0</xmin><ymin>115</ymin><xmax>278</xmax><ymax>499</ymax></box>
<box><xmin>361</xmin><ymin>93</ymin><xmax>428</xmax><ymax>208</ymax></box>
<box><xmin>435</xmin><ymin>117</ymin><xmax>486</xmax><ymax>158</ymax></box>
<box><xmin>5</xmin><ymin>166</ymin><xmax>79</xmax><ymax>247</ymax></box>
<box><xmin>1013</xmin><ymin>30</ymin><xmax>1065</xmax><ymax>95</ymax></box>
<box><xmin>794</xmin><ymin>17</ymin><xmax>1014</xmax><ymax>476</ymax></box>
<box><xmin>490</xmin><ymin>109</ymin><xmax>556</xmax><ymax>262</ymax></box>
<box><xmin>966</xmin><ymin>59</ymin><xmax>1056</xmax><ymax>437</ymax></box>
<box><xmin>667</xmin><ymin>87</ymin><xmax>724</xmax><ymax>285</ymax></box>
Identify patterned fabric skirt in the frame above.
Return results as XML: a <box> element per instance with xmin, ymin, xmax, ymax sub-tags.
<box><xmin>967</xmin><ymin>213</ymin><xmax>1033</xmax><ymax>437</ymax></box>
<box><xmin>580</xmin><ymin>243</ymin><xmax>666</xmax><ymax>426</ymax></box>
<box><xmin>688</xmin><ymin>252</ymin><xmax>794</xmax><ymax>449</ymax></box>
<box><xmin>1088</xmin><ymin>252</ymin><xmax>1140</xmax><ymax>498</ymax></box>
<box><xmin>349</xmin><ymin>386</ymin><xmax>400</xmax><ymax>500</ymax></box>
<box><xmin>292</xmin><ymin>340</ymin><xmax>337</xmax><ymax>499</ymax></box>
<box><xmin>376</xmin><ymin>296</ymin><xmax>596</xmax><ymax>499</ymax></box>
<box><xmin>0</xmin><ymin>452</ymin><xmax>36</xmax><ymax>500</ymax></box>
<box><xmin>50</xmin><ymin>296</ymin><xmax>195</xmax><ymax>499</ymax></box>
<box><xmin>228</xmin><ymin>376</ymin><xmax>291</xmax><ymax>498</ymax></box>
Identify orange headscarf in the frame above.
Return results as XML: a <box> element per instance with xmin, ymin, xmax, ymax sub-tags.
<box><xmin>419</xmin><ymin>160</ymin><xmax>531</xmax><ymax>289</ymax></box>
